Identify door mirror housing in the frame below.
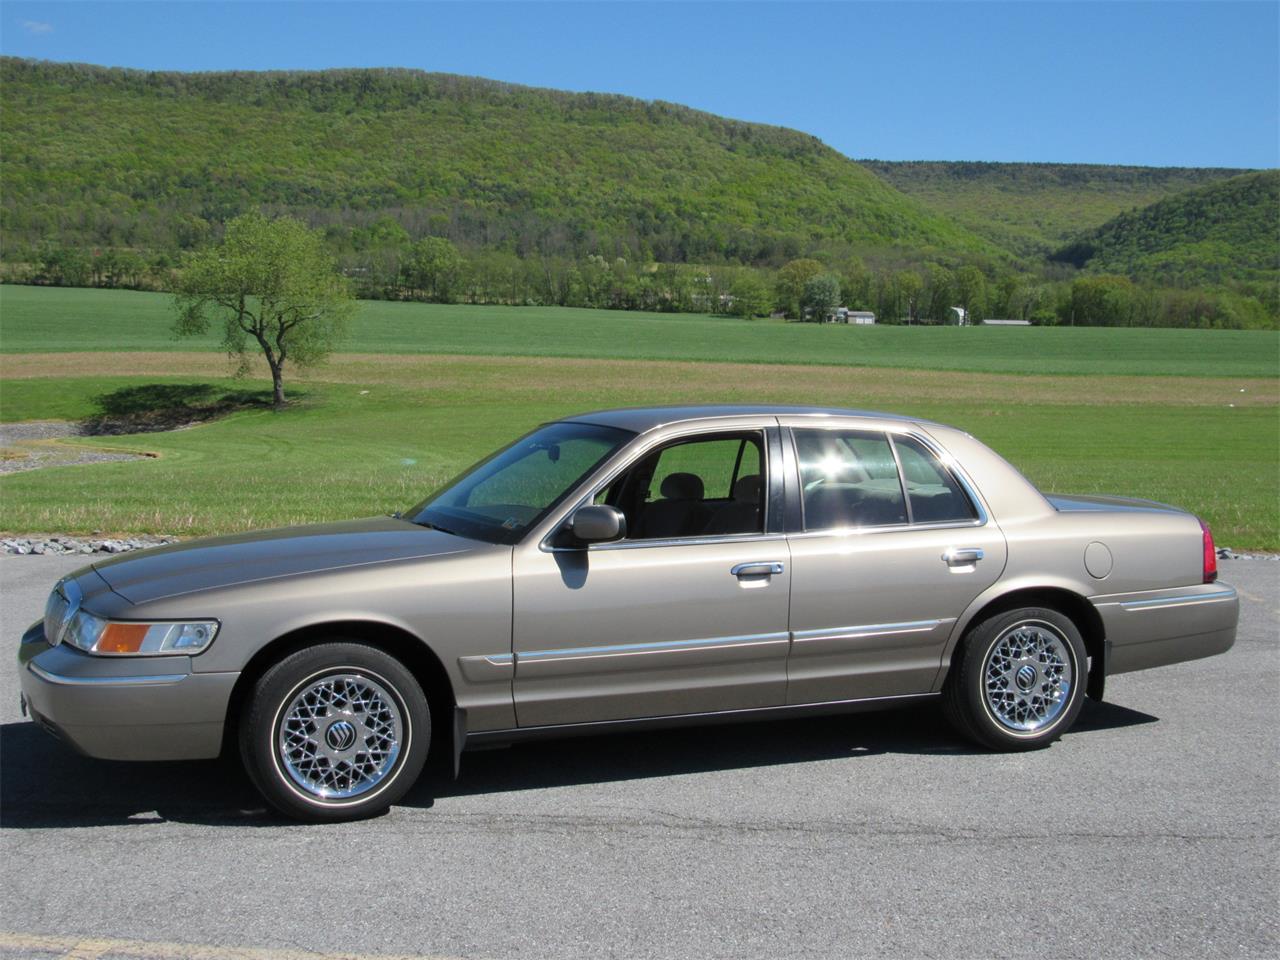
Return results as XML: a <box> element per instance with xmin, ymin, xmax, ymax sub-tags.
<box><xmin>567</xmin><ymin>505</ymin><xmax>627</xmax><ymax>545</ymax></box>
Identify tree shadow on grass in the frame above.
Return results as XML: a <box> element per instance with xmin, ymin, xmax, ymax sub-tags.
<box><xmin>81</xmin><ymin>383</ymin><xmax>300</xmax><ymax>435</ymax></box>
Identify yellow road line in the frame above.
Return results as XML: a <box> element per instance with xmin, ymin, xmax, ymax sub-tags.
<box><xmin>0</xmin><ymin>932</ymin><xmax>469</xmax><ymax>960</ymax></box>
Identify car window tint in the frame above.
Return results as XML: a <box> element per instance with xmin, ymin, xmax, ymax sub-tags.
<box><xmin>605</xmin><ymin>433</ymin><xmax>765</xmax><ymax>540</ymax></box>
<box><xmin>650</xmin><ymin>437</ymin><xmax>747</xmax><ymax>502</ymax></box>
<box><xmin>794</xmin><ymin>429</ymin><xmax>907</xmax><ymax>530</ymax></box>
<box><xmin>892</xmin><ymin>435</ymin><xmax>978</xmax><ymax>523</ymax></box>
<box><xmin>409</xmin><ymin>421</ymin><xmax>631</xmax><ymax>545</ymax></box>
<box><xmin>467</xmin><ymin>437</ymin><xmax>618</xmax><ymax>512</ymax></box>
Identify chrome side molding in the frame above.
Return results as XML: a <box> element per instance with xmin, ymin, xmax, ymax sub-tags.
<box><xmin>28</xmin><ymin>663</ymin><xmax>187</xmax><ymax>686</ymax></box>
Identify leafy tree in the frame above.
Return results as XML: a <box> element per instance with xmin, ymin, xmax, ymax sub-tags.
<box><xmin>954</xmin><ymin>266</ymin><xmax>987</xmax><ymax>324</ymax></box>
<box><xmin>174</xmin><ymin>213</ymin><xmax>354</xmax><ymax>409</ymax></box>
<box><xmin>37</xmin><ymin>243</ymin><xmax>90</xmax><ymax>286</ymax></box>
<box><xmin>775</xmin><ymin>258</ymin><xmax>824</xmax><ymax>317</ymax></box>
<box><xmin>895</xmin><ymin>270</ymin><xmax>924</xmax><ymax>324</ymax></box>
<box><xmin>729</xmin><ymin>273</ymin><xmax>771</xmax><ymax>318</ymax></box>
<box><xmin>802</xmin><ymin>273</ymin><xmax>841</xmax><ymax>322</ymax></box>
<box><xmin>403</xmin><ymin>236</ymin><xmax>463</xmax><ymax>303</ymax></box>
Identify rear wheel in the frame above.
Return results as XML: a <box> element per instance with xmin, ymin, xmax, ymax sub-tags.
<box><xmin>240</xmin><ymin>642</ymin><xmax>429</xmax><ymax>821</ymax></box>
<box><xmin>943</xmin><ymin>607</ymin><xmax>1087</xmax><ymax>750</ymax></box>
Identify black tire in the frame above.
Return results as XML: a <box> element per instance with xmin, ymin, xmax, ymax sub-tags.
<box><xmin>943</xmin><ymin>607</ymin><xmax>1088</xmax><ymax>751</ymax></box>
<box><xmin>240</xmin><ymin>642</ymin><xmax>430</xmax><ymax>822</ymax></box>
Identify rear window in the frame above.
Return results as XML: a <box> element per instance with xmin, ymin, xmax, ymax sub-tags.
<box><xmin>892</xmin><ymin>435</ymin><xmax>978</xmax><ymax>524</ymax></box>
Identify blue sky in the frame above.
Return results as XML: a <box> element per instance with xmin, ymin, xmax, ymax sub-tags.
<box><xmin>3</xmin><ymin>1</ymin><xmax>1277</xmax><ymax>168</ymax></box>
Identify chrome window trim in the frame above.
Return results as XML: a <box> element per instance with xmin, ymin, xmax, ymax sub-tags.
<box><xmin>516</xmin><ymin>630</ymin><xmax>790</xmax><ymax>664</ymax></box>
<box><xmin>537</xmin><ymin>422</ymin><xmax>775</xmax><ymax>554</ymax></box>
<box><xmin>570</xmin><ymin>532</ymin><xmax>788</xmax><ymax>554</ymax></box>
<box><xmin>785</xmin><ymin>518</ymin><xmax>985</xmax><ymax>541</ymax></box>
<box><xmin>786</xmin><ymin>424</ymin><xmax>990</xmax><ymax>534</ymax></box>
<box><xmin>27</xmin><ymin>663</ymin><xmax>187</xmax><ymax>687</ymax></box>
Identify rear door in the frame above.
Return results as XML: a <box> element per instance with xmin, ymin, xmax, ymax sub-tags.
<box><xmin>781</xmin><ymin>420</ymin><xmax>1007</xmax><ymax>704</ymax></box>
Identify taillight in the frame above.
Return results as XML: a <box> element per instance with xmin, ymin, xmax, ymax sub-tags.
<box><xmin>1199</xmin><ymin>518</ymin><xmax>1218</xmax><ymax>583</ymax></box>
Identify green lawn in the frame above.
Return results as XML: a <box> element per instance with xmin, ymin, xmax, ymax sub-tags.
<box><xmin>1</xmin><ymin>374</ymin><xmax>1276</xmax><ymax>550</ymax></box>
<box><xmin>3</xmin><ymin>285</ymin><xmax>1279</xmax><ymax>377</ymax></box>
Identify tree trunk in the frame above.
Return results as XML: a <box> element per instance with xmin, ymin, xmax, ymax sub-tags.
<box><xmin>270</xmin><ymin>363</ymin><xmax>286</xmax><ymax>409</ymax></box>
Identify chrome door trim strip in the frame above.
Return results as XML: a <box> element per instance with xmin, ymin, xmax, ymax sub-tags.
<box><xmin>792</xmin><ymin>618</ymin><xmax>953</xmax><ymax>644</ymax></box>
<box><xmin>28</xmin><ymin>663</ymin><xmax>187</xmax><ymax>686</ymax></box>
<box><xmin>517</xmin><ymin>630</ymin><xmax>790</xmax><ymax>664</ymax></box>
<box><xmin>1120</xmin><ymin>589</ymin><xmax>1237</xmax><ymax>612</ymax></box>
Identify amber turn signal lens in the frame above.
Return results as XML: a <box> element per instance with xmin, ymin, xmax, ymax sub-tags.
<box><xmin>96</xmin><ymin>623</ymin><xmax>151</xmax><ymax>654</ymax></box>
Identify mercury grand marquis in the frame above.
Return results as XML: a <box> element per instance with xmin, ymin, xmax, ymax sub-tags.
<box><xmin>19</xmin><ymin>405</ymin><xmax>1239</xmax><ymax>820</ymax></box>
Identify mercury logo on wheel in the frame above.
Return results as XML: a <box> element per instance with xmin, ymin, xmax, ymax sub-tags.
<box><xmin>1015</xmin><ymin>664</ymin><xmax>1038</xmax><ymax>691</ymax></box>
<box><xmin>325</xmin><ymin>720</ymin><xmax>358</xmax><ymax>752</ymax></box>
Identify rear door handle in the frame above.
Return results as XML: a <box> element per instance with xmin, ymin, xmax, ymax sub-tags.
<box><xmin>943</xmin><ymin>548</ymin><xmax>984</xmax><ymax>566</ymax></box>
<box><xmin>731</xmin><ymin>561</ymin><xmax>784</xmax><ymax>578</ymax></box>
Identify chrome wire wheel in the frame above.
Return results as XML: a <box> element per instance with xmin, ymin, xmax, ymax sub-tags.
<box><xmin>276</xmin><ymin>671</ymin><xmax>404</xmax><ymax>801</ymax></box>
<box><xmin>982</xmin><ymin>621</ymin><xmax>1074</xmax><ymax>734</ymax></box>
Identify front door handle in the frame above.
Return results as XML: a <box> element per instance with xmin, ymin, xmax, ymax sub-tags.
<box><xmin>943</xmin><ymin>547</ymin><xmax>984</xmax><ymax>567</ymax></box>
<box><xmin>731</xmin><ymin>561</ymin><xmax>785</xmax><ymax>578</ymax></box>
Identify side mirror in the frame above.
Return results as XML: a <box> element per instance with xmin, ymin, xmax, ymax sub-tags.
<box><xmin>567</xmin><ymin>505</ymin><xmax>627</xmax><ymax>545</ymax></box>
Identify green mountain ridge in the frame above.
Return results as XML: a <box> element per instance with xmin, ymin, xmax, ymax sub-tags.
<box><xmin>0</xmin><ymin>57</ymin><xmax>1001</xmax><ymax>267</ymax></box>
<box><xmin>861</xmin><ymin>160</ymin><xmax>1252</xmax><ymax>257</ymax></box>
<box><xmin>1051</xmin><ymin>170</ymin><xmax>1280</xmax><ymax>286</ymax></box>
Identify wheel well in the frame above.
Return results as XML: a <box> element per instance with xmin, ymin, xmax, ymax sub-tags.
<box><xmin>954</xmin><ymin>587</ymin><xmax>1107</xmax><ymax>694</ymax></box>
<box><xmin>221</xmin><ymin>620</ymin><xmax>457</xmax><ymax>758</ymax></box>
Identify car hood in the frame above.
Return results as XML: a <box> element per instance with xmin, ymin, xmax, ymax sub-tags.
<box><xmin>92</xmin><ymin>516</ymin><xmax>481</xmax><ymax>604</ymax></box>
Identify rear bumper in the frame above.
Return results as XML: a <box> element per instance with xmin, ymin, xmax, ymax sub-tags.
<box><xmin>1092</xmin><ymin>583</ymin><xmax>1238</xmax><ymax>675</ymax></box>
<box><xmin>17</xmin><ymin>621</ymin><xmax>237</xmax><ymax>761</ymax></box>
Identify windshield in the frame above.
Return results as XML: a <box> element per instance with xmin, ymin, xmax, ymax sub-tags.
<box><xmin>407</xmin><ymin>421</ymin><xmax>633</xmax><ymax>545</ymax></box>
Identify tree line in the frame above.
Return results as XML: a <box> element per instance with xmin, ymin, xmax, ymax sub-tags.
<box><xmin>5</xmin><ymin>231</ymin><xmax>1273</xmax><ymax>330</ymax></box>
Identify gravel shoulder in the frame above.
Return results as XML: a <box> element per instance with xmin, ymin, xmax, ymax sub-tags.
<box><xmin>0</xmin><ymin>421</ymin><xmax>149</xmax><ymax>476</ymax></box>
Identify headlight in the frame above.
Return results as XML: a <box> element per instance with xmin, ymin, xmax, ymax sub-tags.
<box><xmin>62</xmin><ymin>609</ymin><xmax>219</xmax><ymax>656</ymax></box>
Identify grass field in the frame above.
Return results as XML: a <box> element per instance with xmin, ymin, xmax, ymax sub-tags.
<box><xmin>1</xmin><ymin>285</ymin><xmax>1276</xmax><ymax>548</ymax></box>
<box><xmin>4</xmin><ymin>285</ymin><xmax>1279</xmax><ymax>377</ymax></box>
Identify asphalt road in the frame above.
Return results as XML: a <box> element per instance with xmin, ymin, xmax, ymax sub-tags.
<box><xmin>1</xmin><ymin>555</ymin><xmax>1276</xmax><ymax>960</ymax></box>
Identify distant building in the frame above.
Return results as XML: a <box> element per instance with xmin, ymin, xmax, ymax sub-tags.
<box><xmin>980</xmin><ymin>318</ymin><xmax>1032</xmax><ymax>326</ymax></box>
<box><xmin>825</xmin><ymin>307</ymin><xmax>876</xmax><ymax>324</ymax></box>
<box><xmin>947</xmin><ymin>306</ymin><xmax>968</xmax><ymax>326</ymax></box>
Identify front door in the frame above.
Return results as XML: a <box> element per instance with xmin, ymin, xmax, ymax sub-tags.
<box><xmin>781</xmin><ymin>424</ymin><xmax>1007</xmax><ymax>704</ymax></box>
<box><xmin>511</xmin><ymin>428</ymin><xmax>792</xmax><ymax>727</ymax></box>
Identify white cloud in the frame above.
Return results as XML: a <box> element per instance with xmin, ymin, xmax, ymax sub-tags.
<box><xmin>22</xmin><ymin>20</ymin><xmax>54</xmax><ymax>35</ymax></box>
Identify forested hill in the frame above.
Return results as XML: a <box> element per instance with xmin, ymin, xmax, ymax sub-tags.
<box><xmin>0</xmin><ymin>58</ymin><xmax>1000</xmax><ymax>266</ymax></box>
<box><xmin>861</xmin><ymin>160</ymin><xmax>1250</xmax><ymax>257</ymax></box>
<box><xmin>1051</xmin><ymin>170</ymin><xmax>1280</xmax><ymax>286</ymax></box>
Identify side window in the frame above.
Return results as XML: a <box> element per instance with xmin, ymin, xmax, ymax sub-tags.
<box><xmin>794</xmin><ymin>430</ymin><xmax>907</xmax><ymax>530</ymax></box>
<box><xmin>892</xmin><ymin>435</ymin><xmax>978</xmax><ymax>524</ymax></box>
<box><xmin>599</xmin><ymin>433</ymin><xmax>766</xmax><ymax>540</ymax></box>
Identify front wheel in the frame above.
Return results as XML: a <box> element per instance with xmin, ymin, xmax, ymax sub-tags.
<box><xmin>240</xmin><ymin>642</ymin><xmax>430</xmax><ymax>821</ymax></box>
<box><xmin>943</xmin><ymin>607</ymin><xmax>1087</xmax><ymax>750</ymax></box>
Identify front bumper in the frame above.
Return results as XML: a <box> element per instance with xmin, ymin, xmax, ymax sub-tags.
<box><xmin>1092</xmin><ymin>582</ymin><xmax>1239</xmax><ymax>675</ymax></box>
<box><xmin>18</xmin><ymin>621</ymin><xmax>238</xmax><ymax>761</ymax></box>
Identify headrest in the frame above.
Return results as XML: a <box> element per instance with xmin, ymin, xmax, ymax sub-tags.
<box><xmin>660</xmin><ymin>472</ymin><xmax>704</xmax><ymax>500</ymax></box>
<box><xmin>733</xmin><ymin>474</ymin><xmax>762</xmax><ymax>503</ymax></box>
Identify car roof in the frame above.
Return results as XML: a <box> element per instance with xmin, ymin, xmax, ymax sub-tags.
<box><xmin>561</xmin><ymin>404</ymin><xmax>934</xmax><ymax>434</ymax></box>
